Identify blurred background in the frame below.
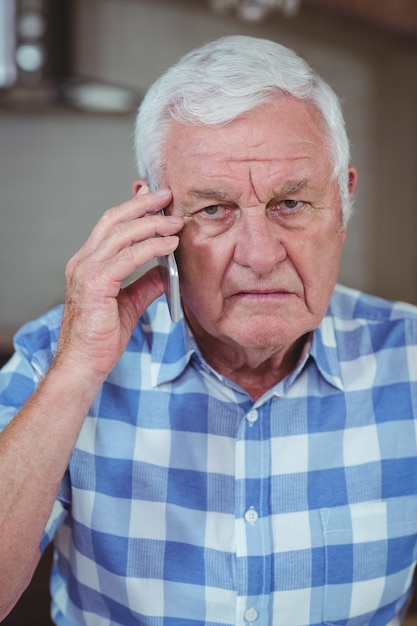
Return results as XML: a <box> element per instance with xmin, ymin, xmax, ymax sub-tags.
<box><xmin>0</xmin><ymin>0</ymin><xmax>417</xmax><ymax>622</ymax></box>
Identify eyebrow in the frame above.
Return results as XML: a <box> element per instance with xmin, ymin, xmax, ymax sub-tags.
<box><xmin>277</xmin><ymin>178</ymin><xmax>310</xmax><ymax>196</ymax></box>
<box><xmin>188</xmin><ymin>189</ymin><xmax>229</xmax><ymax>201</ymax></box>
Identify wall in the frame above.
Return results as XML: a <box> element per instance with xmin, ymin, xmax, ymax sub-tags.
<box><xmin>1</xmin><ymin>0</ymin><xmax>416</xmax><ymax>337</ymax></box>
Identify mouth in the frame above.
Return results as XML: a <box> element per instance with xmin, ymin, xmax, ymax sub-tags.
<box><xmin>229</xmin><ymin>289</ymin><xmax>294</xmax><ymax>300</ymax></box>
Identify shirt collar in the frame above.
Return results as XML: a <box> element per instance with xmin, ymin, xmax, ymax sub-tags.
<box><xmin>309</xmin><ymin>310</ymin><xmax>345</xmax><ymax>391</ymax></box>
<box><xmin>151</xmin><ymin>322</ymin><xmax>195</xmax><ymax>387</ymax></box>
<box><xmin>149</xmin><ymin>296</ymin><xmax>344</xmax><ymax>392</ymax></box>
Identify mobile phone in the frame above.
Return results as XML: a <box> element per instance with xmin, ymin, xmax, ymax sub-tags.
<box><xmin>147</xmin><ymin>183</ymin><xmax>181</xmax><ymax>323</ymax></box>
<box><xmin>158</xmin><ymin>251</ymin><xmax>181</xmax><ymax>323</ymax></box>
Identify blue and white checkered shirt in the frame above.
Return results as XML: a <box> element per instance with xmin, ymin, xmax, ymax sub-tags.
<box><xmin>1</xmin><ymin>284</ymin><xmax>417</xmax><ymax>626</ymax></box>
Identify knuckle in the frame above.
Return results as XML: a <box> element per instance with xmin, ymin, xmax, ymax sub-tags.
<box><xmin>65</xmin><ymin>254</ymin><xmax>77</xmax><ymax>278</ymax></box>
<box><xmin>101</xmin><ymin>205</ymin><xmax>118</xmax><ymax>223</ymax></box>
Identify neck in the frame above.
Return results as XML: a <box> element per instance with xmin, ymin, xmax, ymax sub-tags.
<box><xmin>192</xmin><ymin>329</ymin><xmax>308</xmax><ymax>401</ymax></box>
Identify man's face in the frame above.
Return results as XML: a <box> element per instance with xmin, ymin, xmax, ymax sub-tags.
<box><xmin>162</xmin><ymin>97</ymin><xmax>353</xmax><ymax>362</ymax></box>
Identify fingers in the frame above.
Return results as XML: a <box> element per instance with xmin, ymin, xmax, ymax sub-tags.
<box><xmin>78</xmin><ymin>187</ymin><xmax>176</xmax><ymax>259</ymax></box>
<box><xmin>80</xmin><ymin>234</ymin><xmax>178</xmax><ymax>292</ymax></box>
<box><xmin>93</xmin><ymin>212</ymin><xmax>182</xmax><ymax>262</ymax></box>
<box><xmin>68</xmin><ymin>187</ymin><xmax>183</xmax><ymax>284</ymax></box>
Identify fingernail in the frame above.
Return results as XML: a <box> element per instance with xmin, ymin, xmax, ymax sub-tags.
<box><xmin>137</xmin><ymin>184</ymin><xmax>150</xmax><ymax>196</ymax></box>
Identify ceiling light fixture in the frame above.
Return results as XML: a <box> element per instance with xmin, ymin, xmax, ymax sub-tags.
<box><xmin>209</xmin><ymin>0</ymin><xmax>301</xmax><ymax>22</ymax></box>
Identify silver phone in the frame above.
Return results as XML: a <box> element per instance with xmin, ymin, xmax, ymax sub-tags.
<box><xmin>158</xmin><ymin>251</ymin><xmax>181</xmax><ymax>323</ymax></box>
<box><xmin>149</xmin><ymin>182</ymin><xmax>181</xmax><ymax>323</ymax></box>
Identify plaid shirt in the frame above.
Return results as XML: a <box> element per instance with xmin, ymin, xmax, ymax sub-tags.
<box><xmin>1</xmin><ymin>284</ymin><xmax>417</xmax><ymax>626</ymax></box>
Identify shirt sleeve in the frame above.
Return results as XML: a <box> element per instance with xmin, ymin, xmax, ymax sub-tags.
<box><xmin>0</xmin><ymin>306</ymin><xmax>69</xmax><ymax>551</ymax></box>
<box><xmin>0</xmin><ymin>307</ymin><xmax>64</xmax><ymax>425</ymax></box>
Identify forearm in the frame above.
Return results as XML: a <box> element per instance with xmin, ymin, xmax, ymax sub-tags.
<box><xmin>0</xmin><ymin>360</ymin><xmax>102</xmax><ymax>618</ymax></box>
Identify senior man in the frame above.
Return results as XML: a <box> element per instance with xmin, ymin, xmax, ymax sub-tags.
<box><xmin>1</xmin><ymin>35</ymin><xmax>417</xmax><ymax>626</ymax></box>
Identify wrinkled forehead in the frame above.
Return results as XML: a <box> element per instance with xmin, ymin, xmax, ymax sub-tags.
<box><xmin>162</xmin><ymin>99</ymin><xmax>332</xmax><ymax>184</ymax></box>
<box><xmin>161</xmin><ymin>95</ymin><xmax>331</xmax><ymax>166</ymax></box>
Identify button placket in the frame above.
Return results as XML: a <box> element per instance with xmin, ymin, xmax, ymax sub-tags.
<box><xmin>236</xmin><ymin>405</ymin><xmax>270</xmax><ymax>625</ymax></box>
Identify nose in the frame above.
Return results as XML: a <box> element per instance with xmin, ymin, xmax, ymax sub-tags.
<box><xmin>232</xmin><ymin>207</ymin><xmax>287</xmax><ymax>275</ymax></box>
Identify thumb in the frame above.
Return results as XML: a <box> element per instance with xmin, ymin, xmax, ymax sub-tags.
<box><xmin>121</xmin><ymin>265</ymin><xmax>165</xmax><ymax>320</ymax></box>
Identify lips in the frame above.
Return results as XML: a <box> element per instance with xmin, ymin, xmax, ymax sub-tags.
<box><xmin>224</xmin><ymin>276</ymin><xmax>302</xmax><ymax>300</ymax></box>
<box><xmin>240</xmin><ymin>288</ymin><xmax>289</xmax><ymax>294</ymax></box>
<box><xmin>227</xmin><ymin>288</ymin><xmax>294</xmax><ymax>299</ymax></box>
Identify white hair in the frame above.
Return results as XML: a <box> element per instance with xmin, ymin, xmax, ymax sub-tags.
<box><xmin>134</xmin><ymin>35</ymin><xmax>353</xmax><ymax>222</ymax></box>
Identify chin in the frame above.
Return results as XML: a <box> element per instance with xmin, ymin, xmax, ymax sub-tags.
<box><xmin>223</xmin><ymin>313</ymin><xmax>308</xmax><ymax>351</ymax></box>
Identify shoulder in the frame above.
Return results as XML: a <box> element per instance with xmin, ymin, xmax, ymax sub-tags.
<box><xmin>330</xmin><ymin>284</ymin><xmax>417</xmax><ymax>324</ymax></box>
<box><xmin>326</xmin><ymin>285</ymin><xmax>417</xmax><ymax>359</ymax></box>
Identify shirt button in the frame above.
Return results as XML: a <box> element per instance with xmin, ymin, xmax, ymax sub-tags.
<box><xmin>244</xmin><ymin>608</ymin><xmax>259</xmax><ymax>623</ymax></box>
<box><xmin>244</xmin><ymin>507</ymin><xmax>259</xmax><ymax>524</ymax></box>
<box><xmin>246</xmin><ymin>409</ymin><xmax>258</xmax><ymax>424</ymax></box>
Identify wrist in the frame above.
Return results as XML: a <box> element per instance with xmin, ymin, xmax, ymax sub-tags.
<box><xmin>44</xmin><ymin>352</ymin><xmax>106</xmax><ymax>413</ymax></box>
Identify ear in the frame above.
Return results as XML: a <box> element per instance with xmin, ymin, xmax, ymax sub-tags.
<box><xmin>347</xmin><ymin>166</ymin><xmax>358</xmax><ymax>198</ymax></box>
<box><xmin>132</xmin><ymin>178</ymin><xmax>148</xmax><ymax>197</ymax></box>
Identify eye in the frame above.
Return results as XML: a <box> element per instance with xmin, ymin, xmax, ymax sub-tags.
<box><xmin>280</xmin><ymin>199</ymin><xmax>304</xmax><ymax>211</ymax></box>
<box><xmin>201</xmin><ymin>205</ymin><xmax>221</xmax><ymax>217</ymax></box>
<box><xmin>191</xmin><ymin>203</ymin><xmax>238</xmax><ymax>236</ymax></box>
<box><xmin>200</xmin><ymin>204</ymin><xmax>236</xmax><ymax>219</ymax></box>
<box><xmin>267</xmin><ymin>199</ymin><xmax>305</xmax><ymax>216</ymax></box>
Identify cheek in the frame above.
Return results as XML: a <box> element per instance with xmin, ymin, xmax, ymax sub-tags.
<box><xmin>176</xmin><ymin>235</ymin><xmax>222</xmax><ymax>292</ymax></box>
<box><xmin>304</xmin><ymin>221</ymin><xmax>345</xmax><ymax>260</ymax></box>
<box><xmin>176</xmin><ymin>233</ymin><xmax>237</xmax><ymax>317</ymax></box>
<box><xmin>287</xmin><ymin>226</ymin><xmax>344</xmax><ymax>293</ymax></box>
<box><xmin>177</xmin><ymin>224</ymin><xmax>229</xmax><ymax>277</ymax></box>
<box><xmin>300</xmin><ymin>229</ymin><xmax>345</xmax><ymax>300</ymax></box>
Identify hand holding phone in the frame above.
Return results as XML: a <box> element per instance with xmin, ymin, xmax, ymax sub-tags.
<box><xmin>138</xmin><ymin>184</ymin><xmax>181</xmax><ymax>323</ymax></box>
